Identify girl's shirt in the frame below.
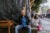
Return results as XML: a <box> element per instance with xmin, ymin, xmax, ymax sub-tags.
<box><xmin>31</xmin><ymin>18</ymin><xmax>40</xmax><ymax>26</ymax></box>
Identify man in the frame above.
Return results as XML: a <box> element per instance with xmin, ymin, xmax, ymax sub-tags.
<box><xmin>15</xmin><ymin>7</ymin><xmax>31</xmax><ymax>33</ymax></box>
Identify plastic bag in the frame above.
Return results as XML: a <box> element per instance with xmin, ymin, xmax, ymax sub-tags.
<box><xmin>37</xmin><ymin>25</ymin><xmax>42</xmax><ymax>31</ymax></box>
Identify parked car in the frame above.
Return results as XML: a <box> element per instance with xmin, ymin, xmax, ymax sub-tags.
<box><xmin>46</xmin><ymin>14</ymin><xmax>50</xmax><ymax>18</ymax></box>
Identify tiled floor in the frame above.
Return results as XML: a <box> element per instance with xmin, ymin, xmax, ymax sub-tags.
<box><xmin>0</xmin><ymin>28</ymin><xmax>37</xmax><ymax>33</ymax></box>
<box><xmin>0</xmin><ymin>28</ymin><xmax>13</xmax><ymax>33</ymax></box>
<box><xmin>0</xmin><ymin>28</ymin><xmax>8</xmax><ymax>33</ymax></box>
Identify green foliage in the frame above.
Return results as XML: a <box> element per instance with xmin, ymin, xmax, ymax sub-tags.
<box><xmin>31</xmin><ymin>0</ymin><xmax>42</xmax><ymax>12</ymax></box>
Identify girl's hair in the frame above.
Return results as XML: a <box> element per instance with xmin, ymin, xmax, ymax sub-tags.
<box><xmin>34</xmin><ymin>15</ymin><xmax>38</xmax><ymax>19</ymax></box>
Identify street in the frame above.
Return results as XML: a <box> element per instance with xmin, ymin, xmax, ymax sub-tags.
<box><xmin>38</xmin><ymin>18</ymin><xmax>50</xmax><ymax>33</ymax></box>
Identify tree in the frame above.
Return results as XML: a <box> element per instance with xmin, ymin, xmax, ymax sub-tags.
<box><xmin>31</xmin><ymin>0</ymin><xmax>42</xmax><ymax>12</ymax></box>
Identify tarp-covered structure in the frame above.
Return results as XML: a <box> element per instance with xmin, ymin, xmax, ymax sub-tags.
<box><xmin>0</xmin><ymin>0</ymin><xmax>34</xmax><ymax>21</ymax></box>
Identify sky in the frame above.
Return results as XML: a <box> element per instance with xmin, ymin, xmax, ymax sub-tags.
<box><xmin>47</xmin><ymin>0</ymin><xmax>50</xmax><ymax>8</ymax></box>
<box><xmin>40</xmin><ymin>0</ymin><xmax>50</xmax><ymax>8</ymax></box>
<box><xmin>44</xmin><ymin>0</ymin><xmax>50</xmax><ymax>8</ymax></box>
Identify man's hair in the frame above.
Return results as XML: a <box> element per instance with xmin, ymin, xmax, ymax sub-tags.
<box><xmin>21</xmin><ymin>4</ymin><xmax>26</xmax><ymax>10</ymax></box>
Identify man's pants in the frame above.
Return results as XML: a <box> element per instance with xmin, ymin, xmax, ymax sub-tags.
<box><xmin>15</xmin><ymin>25</ymin><xmax>31</xmax><ymax>33</ymax></box>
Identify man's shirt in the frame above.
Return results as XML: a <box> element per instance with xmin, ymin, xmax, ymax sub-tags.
<box><xmin>22</xmin><ymin>16</ymin><xmax>27</xmax><ymax>27</ymax></box>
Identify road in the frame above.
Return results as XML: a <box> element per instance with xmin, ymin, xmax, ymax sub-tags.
<box><xmin>38</xmin><ymin>18</ymin><xmax>50</xmax><ymax>33</ymax></box>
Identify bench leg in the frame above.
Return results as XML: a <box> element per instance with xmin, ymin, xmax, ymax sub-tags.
<box><xmin>8</xmin><ymin>26</ymin><xmax>10</xmax><ymax>33</ymax></box>
<box><xmin>12</xmin><ymin>25</ymin><xmax>14</xmax><ymax>33</ymax></box>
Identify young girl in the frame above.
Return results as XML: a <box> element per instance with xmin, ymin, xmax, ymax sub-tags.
<box><xmin>34</xmin><ymin>15</ymin><xmax>39</xmax><ymax>26</ymax></box>
<box><xmin>31</xmin><ymin>14</ymin><xmax>39</xmax><ymax>27</ymax></box>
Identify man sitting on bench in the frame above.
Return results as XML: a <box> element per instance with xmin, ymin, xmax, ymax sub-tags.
<box><xmin>15</xmin><ymin>6</ymin><xmax>31</xmax><ymax>33</ymax></box>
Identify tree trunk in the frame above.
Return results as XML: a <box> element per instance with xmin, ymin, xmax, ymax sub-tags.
<box><xmin>26</xmin><ymin>0</ymin><xmax>31</xmax><ymax>19</ymax></box>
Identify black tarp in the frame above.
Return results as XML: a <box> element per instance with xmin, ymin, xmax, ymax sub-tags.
<box><xmin>0</xmin><ymin>0</ymin><xmax>26</xmax><ymax>21</ymax></box>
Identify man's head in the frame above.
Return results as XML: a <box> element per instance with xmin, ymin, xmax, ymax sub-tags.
<box><xmin>21</xmin><ymin>7</ymin><xmax>26</xmax><ymax>16</ymax></box>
